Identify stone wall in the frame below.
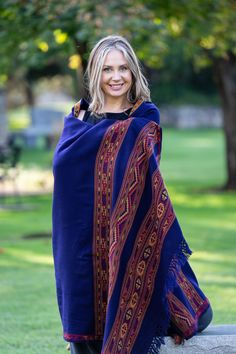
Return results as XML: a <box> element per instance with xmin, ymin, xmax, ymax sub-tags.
<box><xmin>160</xmin><ymin>325</ymin><xmax>236</xmax><ymax>354</ymax></box>
<box><xmin>160</xmin><ymin>105</ymin><xmax>223</xmax><ymax>128</ymax></box>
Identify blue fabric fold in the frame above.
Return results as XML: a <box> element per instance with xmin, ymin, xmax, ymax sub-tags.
<box><xmin>52</xmin><ymin>100</ymin><xmax>210</xmax><ymax>354</ymax></box>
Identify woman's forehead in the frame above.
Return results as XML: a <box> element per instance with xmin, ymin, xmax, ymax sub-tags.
<box><xmin>103</xmin><ymin>49</ymin><xmax>128</xmax><ymax>66</ymax></box>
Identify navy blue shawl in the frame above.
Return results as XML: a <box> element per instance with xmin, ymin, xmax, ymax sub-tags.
<box><xmin>52</xmin><ymin>99</ymin><xmax>210</xmax><ymax>353</ymax></box>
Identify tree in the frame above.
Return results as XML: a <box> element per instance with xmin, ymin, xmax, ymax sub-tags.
<box><xmin>2</xmin><ymin>1</ymin><xmax>235</xmax><ymax>189</ymax></box>
<box><xmin>142</xmin><ymin>0</ymin><xmax>236</xmax><ymax>190</ymax></box>
<box><xmin>0</xmin><ymin>1</ymin><xmax>157</xmax><ymax>95</ymax></box>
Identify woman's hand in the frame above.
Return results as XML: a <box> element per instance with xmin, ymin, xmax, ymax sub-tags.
<box><xmin>171</xmin><ymin>333</ymin><xmax>185</xmax><ymax>345</ymax></box>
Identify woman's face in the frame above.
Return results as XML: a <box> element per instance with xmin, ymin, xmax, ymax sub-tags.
<box><xmin>101</xmin><ymin>49</ymin><xmax>132</xmax><ymax>102</ymax></box>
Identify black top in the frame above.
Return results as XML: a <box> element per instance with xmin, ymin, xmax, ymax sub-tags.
<box><xmin>83</xmin><ymin>108</ymin><xmax>132</xmax><ymax>125</ymax></box>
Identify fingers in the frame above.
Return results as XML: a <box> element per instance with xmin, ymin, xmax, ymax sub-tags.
<box><xmin>173</xmin><ymin>334</ymin><xmax>184</xmax><ymax>345</ymax></box>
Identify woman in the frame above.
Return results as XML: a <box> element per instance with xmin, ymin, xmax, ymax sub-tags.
<box><xmin>52</xmin><ymin>35</ymin><xmax>212</xmax><ymax>354</ymax></box>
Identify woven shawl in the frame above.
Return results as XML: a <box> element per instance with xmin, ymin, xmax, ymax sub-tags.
<box><xmin>52</xmin><ymin>99</ymin><xmax>209</xmax><ymax>353</ymax></box>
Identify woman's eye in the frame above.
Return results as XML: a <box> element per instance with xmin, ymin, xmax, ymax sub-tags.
<box><xmin>103</xmin><ymin>66</ymin><xmax>129</xmax><ymax>73</ymax></box>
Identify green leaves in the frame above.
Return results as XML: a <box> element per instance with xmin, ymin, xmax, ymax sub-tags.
<box><xmin>0</xmin><ymin>0</ymin><xmax>235</xmax><ymax>82</ymax></box>
<box><xmin>144</xmin><ymin>0</ymin><xmax>236</xmax><ymax>66</ymax></box>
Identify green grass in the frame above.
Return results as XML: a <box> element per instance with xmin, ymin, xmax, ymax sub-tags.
<box><xmin>20</xmin><ymin>147</ymin><xmax>54</xmax><ymax>170</ymax></box>
<box><xmin>8</xmin><ymin>106</ymin><xmax>31</xmax><ymax>130</ymax></box>
<box><xmin>0</xmin><ymin>195</ymin><xmax>65</xmax><ymax>354</ymax></box>
<box><xmin>0</xmin><ymin>128</ymin><xmax>236</xmax><ymax>353</ymax></box>
<box><xmin>161</xmin><ymin>128</ymin><xmax>236</xmax><ymax>325</ymax></box>
<box><xmin>8</xmin><ymin>102</ymin><xmax>74</xmax><ymax>131</ymax></box>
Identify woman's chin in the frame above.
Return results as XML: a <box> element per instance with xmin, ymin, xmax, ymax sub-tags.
<box><xmin>105</xmin><ymin>90</ymin><xmax>128</xmax><ymax>98</ymax></box>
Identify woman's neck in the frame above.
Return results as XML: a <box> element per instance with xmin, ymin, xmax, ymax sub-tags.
<box><xmin>103</xmin><ymin>98</ymin><xmax>132</xmax><ymax>113</ymax></box>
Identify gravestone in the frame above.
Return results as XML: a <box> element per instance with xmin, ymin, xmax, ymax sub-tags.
<box><xmin>23</xmin><ymin>107</ymin><xmax>64</xmax><ymax>147</ymax></box>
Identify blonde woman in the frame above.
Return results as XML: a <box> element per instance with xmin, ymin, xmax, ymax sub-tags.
<box><xmin>52</xmin><ymin>35</ymin><xmax>212</xmax><ymax>354</ymax></box>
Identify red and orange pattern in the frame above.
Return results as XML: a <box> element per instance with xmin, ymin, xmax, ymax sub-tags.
<box><xmin>108</xmin><ymin>122</ymin><xmax>161</xmax><ymax>300</ymax></box>
<box><xmin>177</xmin><ymin>270</ymin><xmax>208</xmax><ymax>317</ymax></box>
<box><xmin>167</xmin><ymin>270</ymin><xmax>209</xmax><ymax>339</ymax></box>
<box><xmin>92</xmin><ymin>99</ymin><xmax>146</xmax><ymax>337</ymax></box>
<box><xmin>102</xmin><ymin>169</ymin><xmax>175</xmax><ymax>353</ymax></box>
<box><xmin>93</xmin><ymin>119</ymin><xmax>132</xmax><ymax>336</ymax></box>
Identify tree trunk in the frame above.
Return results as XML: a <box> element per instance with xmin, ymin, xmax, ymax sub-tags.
<box><xmin>25</xmin><ymin>80</ymin><xmax>35</xmax><ymax>107</ymax></box>
<box><xmin>74</xmin><ymin>39</ymin><xmax>89</xmax><ymax>100</ymax></box>
<box><xmin>214</xmin><ymin>53</ymin><xmax>236</xmax><ymax>190</ymax></box>
<box><xmin>0</xmin><ymin>88</ymin><xmax>8</xmax><ymax>146</ymax></box>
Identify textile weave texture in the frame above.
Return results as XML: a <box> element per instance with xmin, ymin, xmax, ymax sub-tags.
<box><xmin>52</xmin><ymin>99</ymin><xmax>210</xmax><ymax>354</ymax></box>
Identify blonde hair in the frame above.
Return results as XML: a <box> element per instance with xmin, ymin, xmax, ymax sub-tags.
<box><xmin>85</xmin><ymin>35</ymin><xmax>150</xmax><ymax>113</ymax></box>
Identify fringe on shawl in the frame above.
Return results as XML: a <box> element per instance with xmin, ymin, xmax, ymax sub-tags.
<box><xmin>147</xmin><ymin>239</ymin><xmax>192</xmax><ymax>353</ymax></box>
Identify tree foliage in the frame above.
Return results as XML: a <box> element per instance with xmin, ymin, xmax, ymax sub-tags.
<box><xmin>144</xmin><ymin>0</ymin><xmax>236</xmax><ymax>189</ymax></box>
<box><xmin>145</xmin><ymin>0</ymin><xmax>236</xmax><ymax>65</ymax></box>
<box><xmin>1</xmin><ymin>0</ymin><xmax>236</xmax><ymax>188</ymax></box>
<box><xmin>0</xmin><ymin>0</ymin><xmax>161</xmax><ymax>83</ymax></box>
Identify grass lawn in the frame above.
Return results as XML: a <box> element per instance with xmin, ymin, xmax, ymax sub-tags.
<box><xmin>161</xmin><ymin>129</ymin><xmax>236</xmax><ymax>325</ymax></box>
<box><xmin>0</xmin><ymin>128</ymin><xmax>236</xmax><ymax>353</ymax></box>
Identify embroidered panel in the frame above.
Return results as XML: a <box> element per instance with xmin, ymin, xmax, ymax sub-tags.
<box><xmin>108</xmin><ymin>122</ymin><xmax>162</xmax><ymax>300</ymax></box>
<box><xmin>64</xmin><ymin>333</ymin><xmax>103</xmax><ymax>341</ymax></box>
<box><xmin>93</xmin><ymin>120</ymin><xmax>132</xmax><ymax>336</ymax></box>
<box><xmin>103</xmin><ymin>169</ymin><xmax>175</xmax><ymax>354</ymax></box>
<box><xmin>177</xmin><ymin>270</ymin><xmax>209</xmax><ymax>316</ymax></box>
<box><xmin>167</xmin><ymin>291</ymin><xmax>196</xmax><ymax>337</ymax></box>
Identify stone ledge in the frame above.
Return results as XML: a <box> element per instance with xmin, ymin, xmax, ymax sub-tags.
<box><xmin>160</xmin><ymin>325</ymin><xmax>236</xmax><ymax>354</ymax></box>
<box><xmin>160</xmin><ymin>105</ymin><xmax>223</xmax><ymax>128</ymax></box>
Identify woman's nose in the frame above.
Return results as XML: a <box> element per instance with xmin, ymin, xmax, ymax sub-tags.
<box><xmin>112</xmin><ymin>70</ymin><xmax>122</xmax><ymax>80</ymax></box>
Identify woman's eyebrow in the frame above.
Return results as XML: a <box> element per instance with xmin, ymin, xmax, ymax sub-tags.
<box><xmin>103</xmin><ymin>64</ymin><xmax>128</xmax><ymax>67</ymax></box>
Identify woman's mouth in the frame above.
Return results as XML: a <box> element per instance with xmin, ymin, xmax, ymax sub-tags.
<box><xmin>109</xmin><ymin>83</ymin><xmax>124</xmax><ymax>90</ymax></box>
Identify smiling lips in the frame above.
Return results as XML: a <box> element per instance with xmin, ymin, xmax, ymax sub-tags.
<box><xmin>109</xmin><ymin>83</ymin><xmax>124</xmax><ymax>90</ymax></box>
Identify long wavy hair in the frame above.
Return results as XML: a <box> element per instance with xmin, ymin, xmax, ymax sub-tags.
<box><xmin>85</xmin><ymin>35</ymin><xmax>150</xmax><ymax>114</ymax></box>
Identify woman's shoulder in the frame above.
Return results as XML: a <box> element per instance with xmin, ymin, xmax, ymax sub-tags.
<box><xmin>141</xmin><ymin>101</ymin><xmax>160</xmax><ymax>124</ymax></box>
<box><xmin>72</xmin><ymin>98</ymin><xmax>90</xmax><ymax>120</ymax></box>
<box><xmin>143</xmin><ymin>100</ymin><xmax>159</xmax><ymax>111</ymax></box>
<box><xmin>77</xmin><ymin>110</ymin><xmax>86</xmax><ymax>121</ymax></box>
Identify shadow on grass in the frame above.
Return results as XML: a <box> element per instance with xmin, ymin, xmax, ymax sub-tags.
<box><xmin>22</xmin><ymin>231</ymin><xmax>52</xmax><ymax>239</ymax></box>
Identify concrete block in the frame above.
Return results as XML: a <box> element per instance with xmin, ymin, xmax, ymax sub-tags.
<box><xmin>160</xmin><ymin>325</ymin><xmax>236</xmax><ymax>354</ymax></box>
<box><xmin>160</xmin><ymin>105</ymin><xmax>223</xmax><ymax>128</ymax></box>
